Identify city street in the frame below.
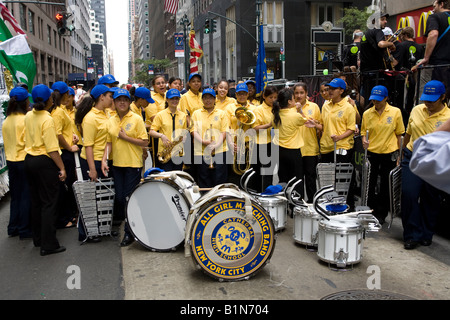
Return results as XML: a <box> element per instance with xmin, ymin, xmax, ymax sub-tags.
<box><xmin>1</xmin><ymin>192</ymin><xmax>449</xmax><ymax>304</ymax></box>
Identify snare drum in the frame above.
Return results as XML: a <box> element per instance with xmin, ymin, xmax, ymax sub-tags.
<box><xmin>126</xmin><ymin>171</ymin><xmax>201</xmax><ymax>251</ymax></box>
<box><xmin>185</xmin><ymin>185</ymin><xmax>276</xmax><ymax>281</ymax></box>
<box><xmin>257</xmin><ymin>196</ymin><xmax>287</xmax><ymax>231</ymax></box>
<box><xmin>293</xmin><ymin>205</ymin><xmax>322</xmax><ymax>247</ymax></box>
<box><xmin>317</xmin><ymin>219</ymin><xmax>364</xmax><ymax>268</ymax></box>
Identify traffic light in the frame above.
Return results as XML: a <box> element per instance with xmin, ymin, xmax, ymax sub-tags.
<box><xmin>204</xmin><ymin>19</ymin><xmax>210</xmax><ymax>34</ymax></box>
<box><xmin>56</xmin><ymin>12</ymin><xmax>67</xmax><ymax>35</ymax></box>
<box><xmin>211</xmin><ymin>19</ymin><xmax>217</xmax><ymax>33</ymax></box>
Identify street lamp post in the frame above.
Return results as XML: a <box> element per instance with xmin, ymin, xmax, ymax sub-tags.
<box><xmin>179</xmin><ymin>14</ymin><xmax>190</xmax><ymax>85</ymax></box>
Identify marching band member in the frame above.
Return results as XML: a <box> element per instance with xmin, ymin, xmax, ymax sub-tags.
<box><xmin>224</xmin><ymin>83</ymin><xmax>257</xmax><ymax>185</ymax></box>
<box><xmin>319</xmin><ymin>78</ymin><xmax>356</xmax><ymax>164</ymax></box>
<box><xmin>179</xmin><ymin>73</ymin><xmax>203</xmax><ymax>118</ymax></box>
<box><xmin>401</xmin><ymin>80</ymin><xmax>450</xmax><ymax>250</ymax></box>
<box><xmin>101</xmin><ymin>89</ymin><xmax>148</xmax><ymax>247</ymax></box>
<box><xmin>75</xmin><ymin>84</ymin><xmax>114</xmax><ymax>243</ymax></box>
<box><xmin>251</xmin><ymin>85</ymin><xmax>278</xmax><ymax>192</ymax></box>
<box><xmin>131</xmin><ymin>87</ymin><xmax>155</xmax><ymax>127</ymax></box>
<box><xmin>246</xmin><ymin>80</ymin><xmax>260</xmax><ymax>106</ymax></box>
<box><xmin>24</xmin><ymin>84</ymin><xmax>67</xmax><ymax>256</ymax></box>
<box><xmin>2</xmin><ymin>87</ymin><xmax>32</xmax><ymax>239</ymax></box>
<box><xmin>215</xmin><ymin>79</ymin><xmax>236</xmax><ymax>111</ymax></box>
<box><xmin>50</xmin><ymin>82</ymin><xmax>79</xmax><ymax>229</ymax></box>
<box><xmin>293</xmin><ymin>82</ymin><xmax>322</xmax><ymax>203</ymax></box>
<box><xmin>168</xmin><ymin>77</ymin><xmax>182</xmax><ymax>91</ymax></box>
<box><xmin>149</xmin><ymin>88</ymin><xmax>188</xmax><ymax>172</ymax></box>
<box><xmin>361</xmin><ymin>85</ymin><xmax>405</xmax><ymax>224</ymax></box>
<box><xmin>146</xmin><ymin>75</ymin><xmax>167</xmax><ymax>123</ymax></box>
<box><xmin>272</xmin><ymin>88</ymin><xmax>315</xmax><ymax>196</ymax></box>
<box><xmin>190</xmin><ymin>88</ymin><xmax>229</xmax><ymax>188</ymax></box>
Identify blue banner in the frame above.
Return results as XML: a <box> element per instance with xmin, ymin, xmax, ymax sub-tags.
<box><xmin>255</xmin><ymin>24</ymin><xmax>268</xmax><ymax>97</ymax></box>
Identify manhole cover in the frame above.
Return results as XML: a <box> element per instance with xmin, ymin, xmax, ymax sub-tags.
<box><xmin>321</xmin><ymin>290</ymin><xmax>416</xmax><ymax>300</ymax></box>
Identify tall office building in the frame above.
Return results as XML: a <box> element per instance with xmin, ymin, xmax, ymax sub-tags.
<box><xmin>89</xmin><ymin>0</ymin><xmax>107</xmax><ymax>47</ymax></box>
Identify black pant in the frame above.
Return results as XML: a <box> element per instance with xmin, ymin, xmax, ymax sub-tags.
<box><xmin>195</xmin><ymin>152</ymin><xmax>228</xmax><ymax>189</ymax></box>
<box><xmin>249</xmin><ymin>143</ymin><xmax>274</xmax><ymax>193</ymax></box>
<box><xmin>278</xmin><ymin>146</ymin><xmax>304</xmax><ymax>196</ymax></box>
<box><xmin>367</xmin><ymin>151</ymin><xmax>397</xmax><ymax>221</ymax></box>
<box><xmin>302</xmin><ymin>155</ymin><xmax>318</xmax><ymax>203</ymax></box>
<box><xmin>57</xmin><ymin>150</ymin><xmax>77</xmax><ymax>227</ymax></box>
<box><xmin>7</xmin><ymin>160</ymin><xmax>31</xmax><ymax>237</ymax></box>
<box><xmin>24</xmin><ymin>155</ymin><xmax>61</xmax><ymax>250</ymax></box>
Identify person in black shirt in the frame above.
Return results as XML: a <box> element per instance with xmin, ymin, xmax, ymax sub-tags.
<box><xmin>343</xmin><ymin>29</ymin><xmax>363</xmax><ymax>69</ymax></box>
<box><xmin>414</xmin><ymin>0</ymin><xmax>450</xmax><ymax>100</ymax></box>
<box><xmin>359</xmin><ymin>12</ymin><xmax>396</xmax><ymax>108</ymax></box>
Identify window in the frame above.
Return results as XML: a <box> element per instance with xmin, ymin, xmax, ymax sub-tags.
<box><xmin>47</xmin><ymin>25</ymin><xmax>51</xmax><ymax>45</ymax></box>
<box><xmin>317</xmin><ymin>3</ymin><xmax>334</xmax><ymax>25</ymax></box>
<box><xmin>28</xmin><ymin>10</ymin><xmax>35</xmax><ymax>35</ymax></box>
<box><xmin>20</xmin><ymin>4</ymin><xmax>27</xmax><ymax>31</ymax></box>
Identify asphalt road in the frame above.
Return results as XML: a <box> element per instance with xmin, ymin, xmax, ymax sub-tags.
<box><xmin>1</xmin><ymin>191</ymin><xmax>450</xmax><ymax>303</ymax></box>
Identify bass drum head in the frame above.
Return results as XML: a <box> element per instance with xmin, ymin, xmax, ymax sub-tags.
<box><xmin>190</xmin><ymin>197</ymin><xmax>276</xmax><ymax>281</ymax></box>
<box><xmin>126</xmin><ymin>179</ymin><xmax>190</xmax><ymax>251</ymax></box>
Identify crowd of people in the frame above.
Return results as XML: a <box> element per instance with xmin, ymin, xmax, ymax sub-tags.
<box><xmin>2</xmin><ymin>1</ymin><xmax>450</xmax><ymax>256</ymax></box>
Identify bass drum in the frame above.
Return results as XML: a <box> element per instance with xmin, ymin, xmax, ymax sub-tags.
<box><xmin>185</xmin><ymin>184</ymin><xmax>276</xmax><ymax>281</ymax></box>
<box><xmin>126</xmin><ymin>171</ymin><xmax>201</xmax><ymax>251</ymax></box>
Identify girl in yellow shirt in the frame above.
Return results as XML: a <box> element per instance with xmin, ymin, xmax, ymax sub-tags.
<box><xmin>401</xmin><ymin>80</ymin><xmax>450</xmax><ymax>250</ymax></box>
<box><xmin>50</xmin><ymin>82</ymin><xmax>79</xmax><ymax>229</ymax></box>
<box><xmin>24</xmin><ymin>84</ymin><xmax>67</xmax><ymax>256</ymax></box>
<box><xmin>190</xmin><ymin>88</ymin><xmax>229</xmax><ymax>188</ymax></box>
<box><xmin>293</xmin><ymin>82</ymin><xmax>322</xmax><ymax>203</ymax></box>
<box><xmin>149</xmin><ymin>89</ymin><xmax>188</xmax><ymax>172</ymax></box>
<box><xmin>215</xmin><ymin>79</ymin><xmax>236</xmax><ymax>111</ymax></box>
<box><xmin>361</xmin><ymin>85</ymin><xmax>405</xmax><ymax>224</ymax></box>
<box><xmin>272</xmin><ymin>88</ymin><xmax>315</xmax><ymax>196</ymax></box>
<box><xmin>251</xmin><ymin>85</ymin><xmax>278</xmax><ymax>192</ymax></box>
<box><xmin>101</xmin><ymin>89</ymin><xmax>148</xmax><ymax>247</ymax></box>
<box><xmin>2</xmin><ymin>87</ymin><xmax>32</xmax><ymax>238</ymax></box>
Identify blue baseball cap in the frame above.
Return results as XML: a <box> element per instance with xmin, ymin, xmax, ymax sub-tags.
<box><xmin>134</xmin><ymin>87</ymin><xmax>155</xmax><ymax>103</ymax></box>
<box><xmin>113</xmin><ymin>88</ymin><xmax>131</xmax><ymax>100</ymax></box>
<box><xmin>68</xmin><ymin>87</ymin><xmax>75</xmax><ymax>96</ymax></box>
<box><xmin>420</xmin><ymin>80</ymin><xmax>446</xmax><ymax>102</ymax></box>
<box><xmin>166</xmin><ymin>88</ymin><xmax>181</xmax><ymax>99</ymax></box>
<box><xmin>202</xmin><ymin>88</ymin><xmax>216</xmax><ymax>98</ymax></box>
<box><xmin>245</xmin><ymin>79</ymin><xmax>256</xmax><ymax>86</ymax></box>
<box><xmin>51</xmin><ymin>81</ymin><xmax>69</xmax><ymax>94</ymax></box>
<box><xmin>236</xmin><ymin>83</ymin><xmax>249</xmax><ymax>93</ymax></box>
<box><xmin>10</xmin><ymin>87</ymin><xmax>31</xmax><ymax>102</ymax></box>
<box><xmin>32</xmin><ymin>84</ymin><xmax>52</xmax><ymax>102</ymax></box>
<box><xmin>98</xmin><ymin>74</ymin><xmax>119</xmax><ymax>85</ymax></box>
<box><xmin>188</xmin><ymin>73</ymin><xmax>202</xmax><ymax>82</ymax></box>
<box><xmin>90</xmin><ymin>85</ymin><xmax>114</xmax><ymax>99</ymax></box>
<box><xmin>327</xmin><ymin>78</ymin><xmax>347</xmax><ymax>90</ymax></box>
<box><xmin>369</xmin><ymin>85</ymin><xmax>389</xmax><ymax>101</ymax></box>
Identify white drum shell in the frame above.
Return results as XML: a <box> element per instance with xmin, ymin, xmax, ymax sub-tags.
<box><xmin>258</xmin><ymin>196</ymin><xmax>287</xmax><ymax>231</ymax></box>
<box><xmin>317</xmin><ymin>219</ymin><xmax>365</xmax><ymax>267</ymax></box>
<box><xmin>293</xmin><ymin>205</ymin><xmax>321</xmax><ymax>246</ymax></box>
<box><xmin>127</xmin><ymin>173</ymin><xmax>200</xmax><ymax>251</ymax></box>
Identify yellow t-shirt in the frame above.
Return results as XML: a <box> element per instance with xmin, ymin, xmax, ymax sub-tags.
<box><xmin>406</xmin><ymin>104</ymin><xmax>450</xmax><ymax>152</ymax></box>
<box><xmin>130</xmin><ymin>102</ymin><xmax>144</xmax><ymax>119</ymax></box>
<box><xmin>215</xmin><ymin>96</ymin><xmax>235</xmax><ymax>111</ymax></box>
<box><xmin>272</xmin><ymin>108</ymin><xmax>306</xmax><ymax>149</ymax></box>
<box><xmin>249</xmin><ymin>98</ymin><xmax>261</xmax><ymax>106</ymax></box>
<box><xmin>51</xmin><ymin>106</ymin><xmax>74</xmax><ymax>149</ymax></box>
<box><xmin>2</xmin><ymin>113</ymin><xmax>27</xmax><ymax>161</ymax></box>
<box><xmin>151</xmin><ymin>108</ymin><xmax>188</xmax><ymax>152</ymax></box>
<box><xmin>179</xmin><ymin>90</ymin><xmax>202</xmax><ymax>116</ymax></box>
<box><xmin>224</xmin><ymin>101</ymin><xmax>256</xmax><ymax>131</ymax></box>
<box><xmin>61</xmin><ymin>105</ymin><xmax>82</xmax><ymax>145</ymax></box>
<box><xmin>190</xmin><ymin>108</ymin><xmax>229</xmax><ymax>156</ymax></box>
<box><xmin>24</xmin><ymin>109</ymin><xmax>60</xmax><ymax>157</ymax></box>
<box><xmin>361</xmin><ymin>103</ymin><xmax>405</xmax><ymax>154</ymax></box>
<box><xmin>80</xmin><ymin>107</ymin><xmax>109</xmax><ymax>161</ymax></box>
<box><xmin>107</xmin><ymin>111</ymin><xmax>148</xmax><ymax>168</ymax></box>
<box><xmin>253</xmin><ymin>102</ymin><xmax>273</xmax><ymax>145</ymax></box>
<box><xmin>299</xmin><ymin>101</ymin><xmax>321</xmax><ymax>156</ymax></box>
<box><xmin>319</xmin><ymin>98</ymin><xmax>356</xmax><ymax>154</ymax></box>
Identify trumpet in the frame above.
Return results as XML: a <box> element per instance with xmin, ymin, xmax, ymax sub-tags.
<box><xmin>204</xmin><ymin>124</ymin><xmax>215</xmax><ymax>169</ymax></box>
<box><xmin>233</xmin><ymin>106</ymin><xmax>256</xmax><ymax>175</ymax></box>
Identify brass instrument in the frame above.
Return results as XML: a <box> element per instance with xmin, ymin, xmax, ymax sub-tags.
<box><xmin>204</xmin><ymin>124</ymin><xmax>215</xmax><ymax>169</ymax></box>
<box><xmin>157</xmin><ymin>123</ymin><xmax>193</xmax><ymax>164</ymax></box>
<box><xmin>233</xmin><ymin>106</ymin><xmax>256</xmax><ymax>175</ymax></box>
<box><xmin>384</xmin><ymin>28</ymin><xmax>403</xmax><ymax>70</ymax></box>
